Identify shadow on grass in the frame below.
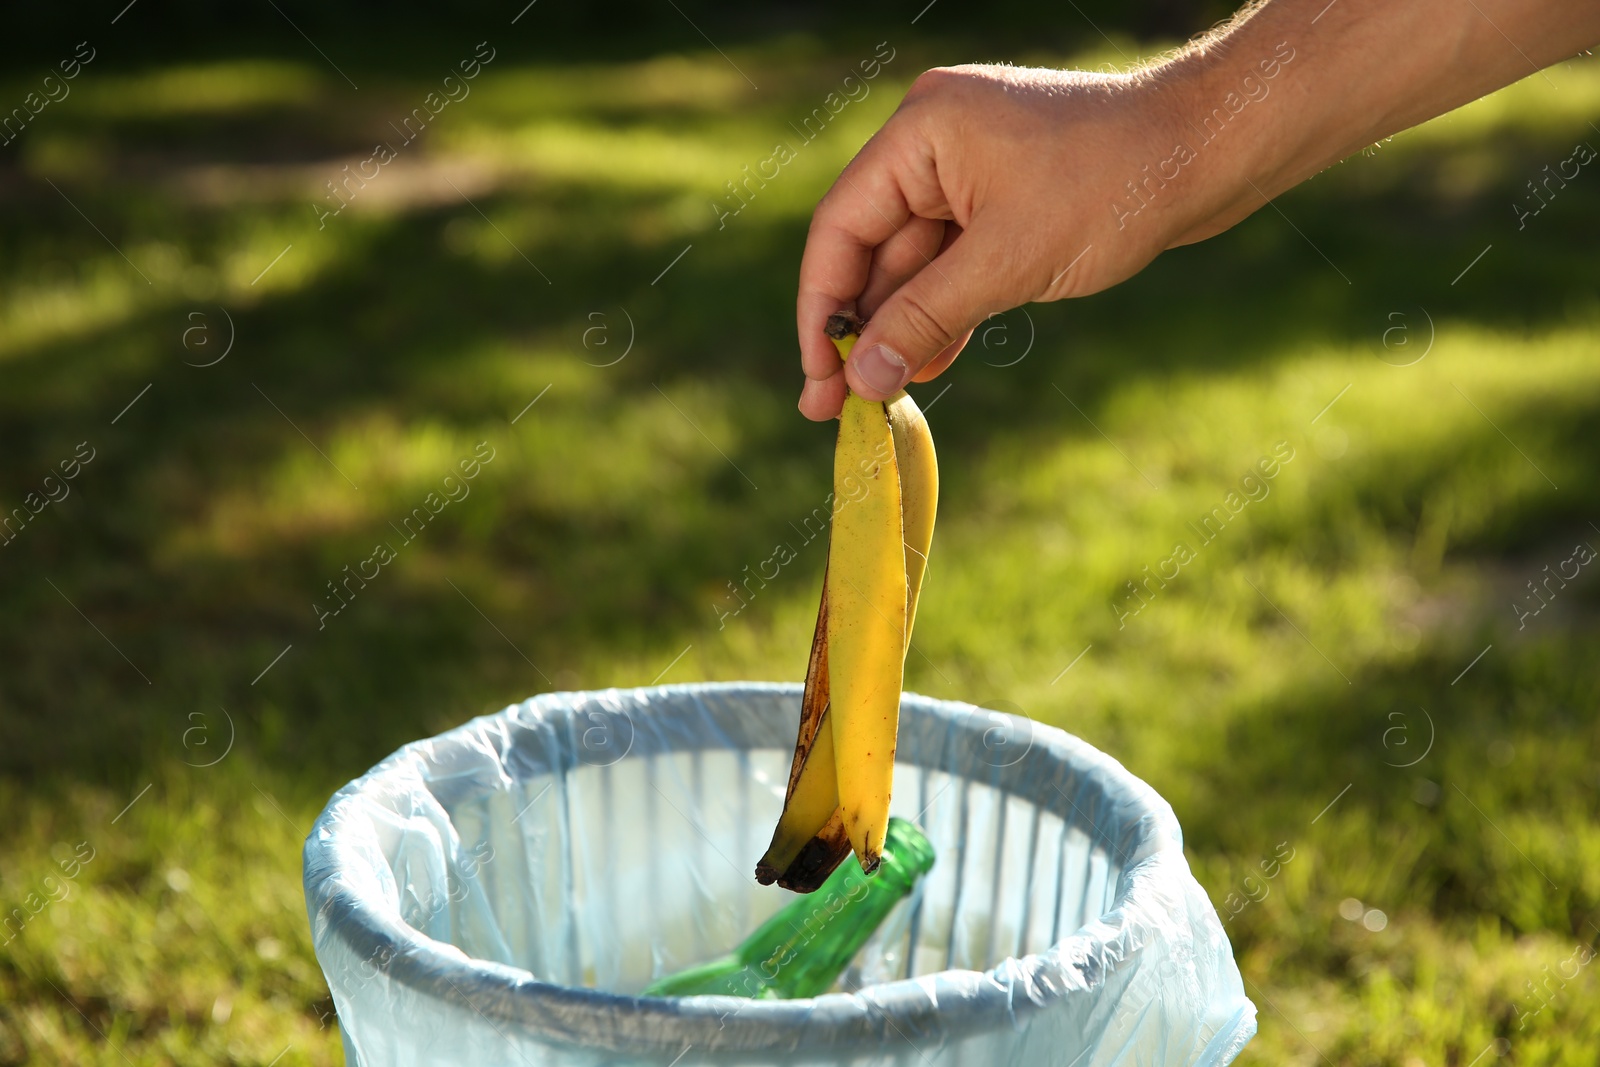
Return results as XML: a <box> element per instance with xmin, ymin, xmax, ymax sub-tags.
<box><xmin>0</xmin><ymin>51</ymin><xmax>1595</xmax><ymax>854</ymax></box>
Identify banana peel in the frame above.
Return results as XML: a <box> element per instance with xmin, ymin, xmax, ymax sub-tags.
<box><xmin>756</xmin><ymin>311</ymin><xmax>938</xmax><ymax>890</ymax></box>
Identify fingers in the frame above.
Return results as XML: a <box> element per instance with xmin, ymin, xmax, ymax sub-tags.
<box><xmin>798</xmin><ymin>372</ymin><xmax>848</xmax><ymax>421</ymax></box>
<box><xmin>844</xmin><ymin>230</ymin><xmax>1004</xmax><ymax>402</ymax></box>
<box><xmin>901</xmin><ymin>222</ymin><xmax>968</xmax><ymax>382</ymax></box>
<box><xmin>858</xmin><ymin>216</ymin><xmax>947</xmax><ymax>319</ymax></box>
<box><xmin>796</xmin><ymin>218</ymin><xmax>947</xmax><ymax>422</ymax></box>
<box><xmin>796</xmin><ymin>135</ymin><xmax>920</xmax><ymax>385</ymax></box>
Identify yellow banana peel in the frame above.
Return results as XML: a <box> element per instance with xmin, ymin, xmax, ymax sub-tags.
<box><xmin>756</xmin><ymin>312</ymin><xmax>938</xmax><ymax>888</ymax></box>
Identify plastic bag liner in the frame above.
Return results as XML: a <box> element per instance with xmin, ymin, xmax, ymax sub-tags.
<box><xmin>303</xmin><ymin>683</ymin><xmax>1255</xmax><ymax>1066</ymax></box>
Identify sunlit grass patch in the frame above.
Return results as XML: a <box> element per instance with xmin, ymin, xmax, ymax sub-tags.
<box><xmin>0</xmin><ymin>33</ymin><xmax>1597</xmax><ymax>1067</ymax></box>
<box><xmin>69</xmin><ymin>60</ymin><xmax>329</xmax><ymax>118</ymax></box>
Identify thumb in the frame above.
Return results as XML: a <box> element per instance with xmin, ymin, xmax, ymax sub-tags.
<box><xmin>845</xmin><ymin>232</ymin><xmax>1002</xmax><ymax>401</ymax></box>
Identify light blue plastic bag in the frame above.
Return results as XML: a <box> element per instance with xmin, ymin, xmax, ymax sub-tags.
<box><xmin>304</xmin><ymin>683</ymin><xmax>1256</xmax><ymax>1065</ymax></box>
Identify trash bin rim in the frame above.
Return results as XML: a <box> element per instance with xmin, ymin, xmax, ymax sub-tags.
<box><xmin>304</xmin><ymin>681</ymin><xmax>1220</xmax><ymax>1056</ymax></box>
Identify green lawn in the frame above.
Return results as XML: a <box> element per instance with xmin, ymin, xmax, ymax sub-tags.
<box><xmin>1</xmin><ymin>29</ymin><xmax>1598</xmax><ymax>1066</ymax></box>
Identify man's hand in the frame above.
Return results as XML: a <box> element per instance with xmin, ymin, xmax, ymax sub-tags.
<box><xmin>796</xmin><ymin>65</ymin><xmax>1206</xmax><ymax>420</ymax></box>
<box><xmin>796</xmin><ymin>0</ymin><xmax>1600</xmax><ymax>421</ymax></box>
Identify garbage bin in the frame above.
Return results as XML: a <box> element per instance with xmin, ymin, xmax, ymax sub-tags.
<box><xmin>303</xmin><ymin>683</ymin><xmax>1256</xmax><ymax>1066</ymax></box>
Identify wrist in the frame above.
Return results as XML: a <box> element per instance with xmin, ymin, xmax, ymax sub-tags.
<box><xmin>1150</xmin><ymin>0</ymin><xmax>1502</xmax><ymax>245</ymax></box>
<box><xmin>1133</xmin><ymin>33</ymin><xmax>1306</xmax><ymax>247</ymax></box>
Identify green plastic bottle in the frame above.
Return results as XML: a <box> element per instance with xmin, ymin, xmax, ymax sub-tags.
<box><xmin>643</xmin><ymin>817</ymin><xmax>935</xmax><ymax>999</ymax></box>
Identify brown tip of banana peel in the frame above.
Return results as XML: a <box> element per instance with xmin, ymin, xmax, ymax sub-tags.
<box><xmin>754</xmin><ymin>827</ymin><xmax>853</xmax><ymax>893</ymax></box>
<box><xmin>824</xmin><ymin>310</ymin><xmax>866</xmax><ymax>340</ymax></box>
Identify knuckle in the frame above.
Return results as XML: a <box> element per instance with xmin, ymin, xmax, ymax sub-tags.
<box><xmin>808</xmin><ymin>185</ymin><xmax>858</xmax><ymax>238</ymax></box>
<box><xmin>908</xmin><ymin>65</ymin><xmax>991</xmax><ymax>99</ymax></box>
<box><xmin>805</xmin><ymin>203</ymin><xmax>828</xmax><ymax>238</ymax></box>
<box><xmin>906</xmin><ymin>66</ymin><xmax>961</xmax><ymax>100</ymax></box>
<box><xmin>809</xmin><ymin>189</ymin><xmax>842</xmax><ymax>228</ymax></box>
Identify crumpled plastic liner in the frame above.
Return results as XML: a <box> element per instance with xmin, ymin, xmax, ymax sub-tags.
<box><xmin>304</xmin><ymin>682</ymin><xmax>1256</xmax><ymax>1066</ymax></box>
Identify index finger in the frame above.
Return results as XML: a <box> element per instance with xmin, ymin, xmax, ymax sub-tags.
<box><xmin>796</xmin><ymin>133</ymin><xmax>917</xmax><ymax>381</ymax></box>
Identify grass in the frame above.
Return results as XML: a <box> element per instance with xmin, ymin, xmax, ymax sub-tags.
<box><xmin>1</xmin><ymin>28</ymin><xmax>1598</xmax><ymax>1066</ymax></box>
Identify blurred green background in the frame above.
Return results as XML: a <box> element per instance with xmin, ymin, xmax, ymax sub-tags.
<box><xmin>2</xmin><ymin>1</ymin><xmax>1598</xmax><ymax>1063</ymax></box>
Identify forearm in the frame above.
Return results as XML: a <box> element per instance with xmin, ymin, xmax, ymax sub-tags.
<box><xmin>794</xmin><ymin>0</ymin><xmax>1600</xmax><ymax>417</ymax></box>
<box><xmin>1159</xmin><ymin>0</ymin><xmax>1600</xmax><ymax>244</ymax></box>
